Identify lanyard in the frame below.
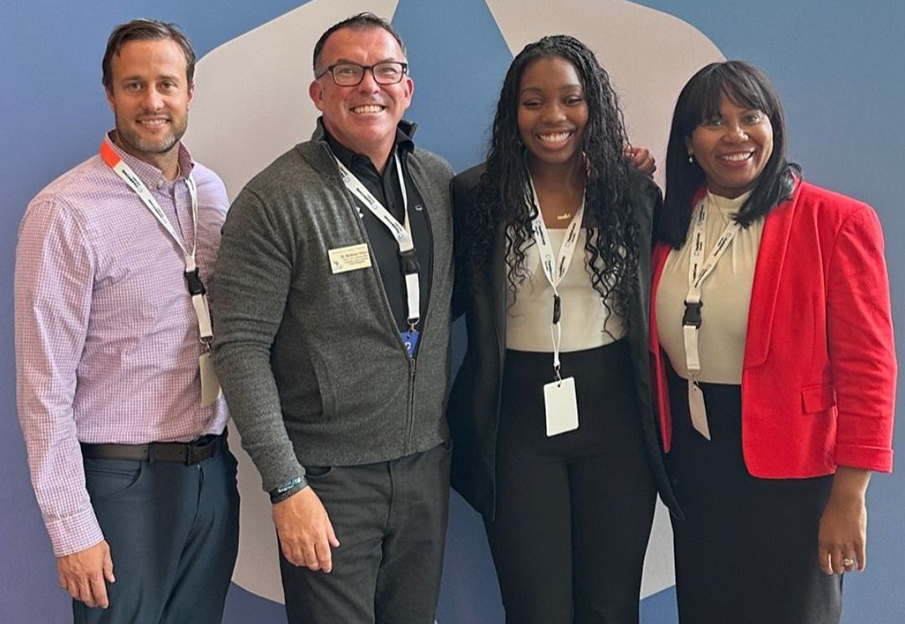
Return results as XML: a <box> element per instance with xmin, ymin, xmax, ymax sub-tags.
<box><xmin>332</xmin><ymin>150</ymin><xmax>420</xmax><ymax>331</ymax></box>
<box><xmin>682</xmin><ymin>197</ymin><xmax>742</xmax><ymax>376</ymax></box>
<box><xmin>100</xmin><ymin>140</ymin><xmax>213</xmax><ymax>347</ymax></box>
<box><xmin>528</xmin><ymin>174</ymin><xmax>585</xmax><ymax>381</ymax></box>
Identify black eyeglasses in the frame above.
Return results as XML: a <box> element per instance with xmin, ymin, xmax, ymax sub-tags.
<box><xmin>316</xmin><ymin>62</ymin><xmax>409</xmax><ymax>86</ymax></box>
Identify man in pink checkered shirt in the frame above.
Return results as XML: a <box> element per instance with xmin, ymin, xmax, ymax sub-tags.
<box><xmin>14</xmin><ymin>19</ymin><xmax>238</xmax><ymax>624</ymax></box>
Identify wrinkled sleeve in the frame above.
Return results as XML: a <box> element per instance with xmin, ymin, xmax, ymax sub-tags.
<box><xmin>15</xmin><ymin>199</ymin><xmax>104</xmax><ymax>556</ymax></box>
<box><xmin>826</xmin><ymin>207</ymin><xmax>896</xmax><ymax>471</ymax></box>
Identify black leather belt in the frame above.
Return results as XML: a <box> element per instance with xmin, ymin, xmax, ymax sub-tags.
<box><xmin>81</xmin><ymin>433</ymin><xmax>224</xmax><ymax>465</ymax></box>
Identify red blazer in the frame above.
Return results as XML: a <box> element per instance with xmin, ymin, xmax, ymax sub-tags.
<box><xmin>650</xmin><ymin>180</ymin><xmax>896</xmax><ymax>477</ymax></box>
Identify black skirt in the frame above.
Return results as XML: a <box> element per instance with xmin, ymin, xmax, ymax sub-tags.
<box><xmin>666</xmin><ymin>368</ymin><xmax>842</xmax><ymax>624</ymax></box>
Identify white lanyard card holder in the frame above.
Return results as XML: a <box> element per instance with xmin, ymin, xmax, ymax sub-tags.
<box><xmin>101</xmin><ymin>140</ymin><xmax>221</xmax><ymax>405</ymax></box>
<box><xmin>545</xmin><ymin>377</ymin><xmax>579</xmax><ymax>437</ymax></box>
<box><xmin>332</xmin><ymin>150</ymin><xmax>421</xmax><ymax>358</ymax></box>
<box><xmin>682</xmin><ymin>198</ymin><xmax>741</xmax><ymax>440</ymax></box>
<box><xmin>528</xmin><ymin>173</ymin><xmax>584</xmax><ymax>437</ymax></box>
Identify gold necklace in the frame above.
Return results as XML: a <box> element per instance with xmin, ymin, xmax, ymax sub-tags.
<box><xmin>556</xmin><ymin>212</ymin><xmax>573</xmax><ymax>221</ymax></box>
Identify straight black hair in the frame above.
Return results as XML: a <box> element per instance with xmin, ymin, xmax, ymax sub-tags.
<box><xmin>659</xmin><ymin>60</ymin><xmax>799</xmax><ymax>247</ymax></box>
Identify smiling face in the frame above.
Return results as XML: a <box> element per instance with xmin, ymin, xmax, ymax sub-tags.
<box><xmin>517</xmin><ymin>56</ymin><xmax>589</xmax><ymax>172</ymax></box>
<box><xmin>309</xmin><ymin>26</ymin><xmax>413</xmax><ymax>171</ymax></box>
<box><xmin>687</xmin><ymin>92</ymin><xmax>774</xmax><ymax>198</ymax></box>
<box><xmin>105</xmin><ymin>38</ymin><xmax>193</xmax><ymax>176</ymax></box>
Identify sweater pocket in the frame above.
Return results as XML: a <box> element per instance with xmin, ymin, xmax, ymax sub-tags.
<box><xmin>310</xmin><ymin>348</ymin><xmax>336</xmax><ymax>421</ymax></box>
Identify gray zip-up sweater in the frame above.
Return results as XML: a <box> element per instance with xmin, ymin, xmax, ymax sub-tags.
<box><xmin>211</xmin><ymin>121</ymin><xmax>454</xmax><ymax>492</ymax></box>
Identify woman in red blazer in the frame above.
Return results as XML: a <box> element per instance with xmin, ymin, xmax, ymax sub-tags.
<box><xmin>652</xmin><ymin>61</ymin><xmax>895</xmax><ymax>623</ymax></box>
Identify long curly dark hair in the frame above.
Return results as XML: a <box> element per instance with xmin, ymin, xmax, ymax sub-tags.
<box><xmin>465</xmin><ymin>35</ymin><xmax>639</xmax><ymax>329</ymax></box>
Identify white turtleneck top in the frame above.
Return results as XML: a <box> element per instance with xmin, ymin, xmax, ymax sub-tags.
<box><xmin>656</xmin><ymin>191</ymin><xmax>765</xmax><ymax>383</ymax></box>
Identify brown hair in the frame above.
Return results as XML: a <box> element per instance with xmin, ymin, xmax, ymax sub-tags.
<box><xmin>102</xmin><ymin>19</ymin><xmax>196</xmax><ymax>90</ymax></box>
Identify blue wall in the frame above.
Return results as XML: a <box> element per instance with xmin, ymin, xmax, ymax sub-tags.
<box><xmin>1</xmin><ymin>1</ymin><xmax>902</xmax><ymax>622</ymax></box>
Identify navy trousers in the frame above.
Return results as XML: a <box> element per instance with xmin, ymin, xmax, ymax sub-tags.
<box><xmin>73</xmin><ymin>445</ymin><xmax>240</xmax><ymax>624</ymax></box>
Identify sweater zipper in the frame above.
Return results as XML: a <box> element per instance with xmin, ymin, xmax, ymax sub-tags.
<box><xmin>402</xmin><ymin>161</ymin><xmax>433</xmax><ymax>452</ymax></box>
<box><xmin>405</xmin><ymin>357</ymin><xmax>417</xmax><ymax>454</ymax></box>
<box><xmin>400</xmin><ymin>153</ymin><xmax>434</xmax><ymax>359</ymax></box>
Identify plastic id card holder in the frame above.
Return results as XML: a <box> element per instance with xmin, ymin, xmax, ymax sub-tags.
<box><xmin>199</xmin><ymin>352</ymin><xmax>222</xmax><ymax>406</ymax></box>
<box><xmin>544</xmin><ymin>377</ymin><xmax>579</xmax><ymax>437</ymax></box>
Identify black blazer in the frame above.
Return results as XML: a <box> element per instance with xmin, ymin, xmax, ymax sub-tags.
<box><xmin>447</xmin><ymin>163</ymin><xmax>681</xmax><ymax>520</ymax></box>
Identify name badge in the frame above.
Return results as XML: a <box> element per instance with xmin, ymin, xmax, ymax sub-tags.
<box><xmin>199</xmin><ymin>352</ymin><xmax>222</xmax><ymax>406</ymax></box>
<box><xmin>688</xmin><ymin>380</ymin><xmax>711</xmax><ymax>440</ymax></box>
<box><xmin>328</xmin><ymin>243</ymin><xmax>372</xmax><ymax>274</ymax></box>
<box><xmin>544</xmin><ymin>377</ymin><xmax>579</xmax><ymax>437</ymax></box>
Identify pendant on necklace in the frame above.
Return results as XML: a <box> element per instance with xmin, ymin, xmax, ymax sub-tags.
<box><xmin>556</xmin><ymin>212</ymin><xmax>573</xmax><ymax>221</ymax></box>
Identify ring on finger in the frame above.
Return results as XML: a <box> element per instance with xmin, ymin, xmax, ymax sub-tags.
<box><xmin>842</xmin><ymin>557</ymin><xmax>855</xmax><ymax>567</ymax></box>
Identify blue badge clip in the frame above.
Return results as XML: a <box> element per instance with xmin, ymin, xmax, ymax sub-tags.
<box><xmin>401</xmin><ymin>330</ymin><xmax>420</xmax><ymax>358</ymax></box>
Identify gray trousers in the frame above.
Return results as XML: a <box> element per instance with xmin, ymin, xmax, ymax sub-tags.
<box><xmin>280</xmin><ymin>442</ymin><xmax>451</xmax><ymax>624</ymax></box>
<box><xmin>73</xmin><ymin>447</ymin><xmax>240</xmax><ymax>624</ymax></box>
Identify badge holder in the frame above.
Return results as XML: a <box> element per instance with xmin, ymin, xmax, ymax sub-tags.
<box><xmin>102</xmin><ymin>141</ymin><xmax>221</xmax><ymax>407</ymax></box>
<box><xmin>544</xmin><ymin>375</ymin><xmax>579</xmax><ymax>437</ymax></box>
<box><xmin>544</xmin><ymin>295</ymin><xmax>578</xmax><ymax>437</ymax></box>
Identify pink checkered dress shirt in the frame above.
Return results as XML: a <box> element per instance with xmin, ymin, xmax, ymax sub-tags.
<box><xmin>15</xmin><ymin>134</ymin><xmax>229</xmax><ymax>556</ymax></box>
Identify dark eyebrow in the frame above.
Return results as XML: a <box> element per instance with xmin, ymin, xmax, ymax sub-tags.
<box><xmin>119</xmin><ymin>73</ymin><xmax>182</xmax><ymax>83</ymax></box>
<box><xmin>519</xmin><ymin>84</ymin><xmax>583</xmax><ymax>95</ymax></box>
<box><xmin>331</xmin><ymin>57</ymin><xmax>402</xmax><ymax>65</ymax></box>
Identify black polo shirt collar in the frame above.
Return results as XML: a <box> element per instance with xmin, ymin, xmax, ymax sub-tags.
<box><xmin>320</xmin><ymin>119</ymin><xmax>416</xmax><ymax>174</ymax></box>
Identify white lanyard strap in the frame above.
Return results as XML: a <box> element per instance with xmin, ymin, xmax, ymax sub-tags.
<box><xmin>682</xmin><ymin>198</ymin><xmax>742</xmax><ymax>375</ymax></box>
<box><xmin>528</xmin><ymin>174</ymin><xmax>585</xmax><ymax>380</ymax></box>
<box><xmin>332</xmin><ymin>150</ymin><xmax>420</xmax><ymax>330</ymax></box>
<box><xmin>100</xmin><ymin>140</ymin><xmax>213</xmax><ymax>344</ymax></box>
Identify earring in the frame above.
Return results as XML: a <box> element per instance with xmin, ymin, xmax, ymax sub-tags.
<box><xmin>688</xmin><ymin>154</ymin><xmax>694</xmax><ymax>164</ymax></box>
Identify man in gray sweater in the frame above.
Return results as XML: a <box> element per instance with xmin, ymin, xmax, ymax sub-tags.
<box><xmin>211</xmin><ymin>13</ymin><xmax>454</xmax><ymax>624</ymax></box>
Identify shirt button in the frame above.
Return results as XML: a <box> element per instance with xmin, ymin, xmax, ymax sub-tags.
<box><xmin>156</xmin><ymin>179</ymin><xmax>165</xmax><ymax>189</ymax></box>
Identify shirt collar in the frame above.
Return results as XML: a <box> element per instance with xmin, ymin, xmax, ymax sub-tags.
<box><xmin>317</xmin><ymin>118</ymin><xmax>416</xmax><ymax>170</ymax></box>
<box><xmin>104</xmin><ymin>131</ymin><xmax>194</xmax><ymax>189</ymax></box>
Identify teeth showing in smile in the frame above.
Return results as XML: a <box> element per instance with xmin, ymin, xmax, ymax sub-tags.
<box><xmin>719</xmin><ymin>152</ymin><xmax>753</xmax><ymax>162</ymax></box>
<box><xmin>538</xmin><ymin>132</ymin><xmax>571</xmax><ymax>144</ymax></box>
<box><xmin>352</xmin><ymin>105</ymin><xmax>384</xmax><ymax>114</ymax></box>
<box><xmin>139</xmin><ymin>119</ymin><xmax>168</xmax><ymax>126</ymax></box>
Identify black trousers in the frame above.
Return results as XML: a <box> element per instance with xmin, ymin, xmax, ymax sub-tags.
<box><xmin>280</xmin><ymin>442</ymin><xmax>451</xmax><ymax>624</ymax></box>
<box><xmin>666</xmin><ymin>369</ymin><xmax>842</xmax><ymax>624</ymax></box>
<box><xmin>485</xmin><ymin>342</ymin><xmax>657</xmax><ymax>624</ymax></box>
<box><xmin>74</xmin><ymin>446</ymin><xmax>240</xmax><ymax>624</ymax></box>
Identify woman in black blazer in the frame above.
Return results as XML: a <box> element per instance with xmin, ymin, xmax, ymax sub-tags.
<box><xmin>448</xmin><ymin>35</ymin><xmax>680</xmax><ymax>623</ymax></box>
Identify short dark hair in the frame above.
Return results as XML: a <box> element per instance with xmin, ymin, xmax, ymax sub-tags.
<box><xmin>102</xmin><ymin>19</ymin><xmax>196</xmax><ymax>90</ymax></box>
<box><xmin>659</xmin><ymin>60</ymin><xmax>799</xmax><ymax>247</ymax></box>
<box><xmin>312</xmin><ymin>12</ymin><xmax>406</xmax><ymax>74</ymax></box>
